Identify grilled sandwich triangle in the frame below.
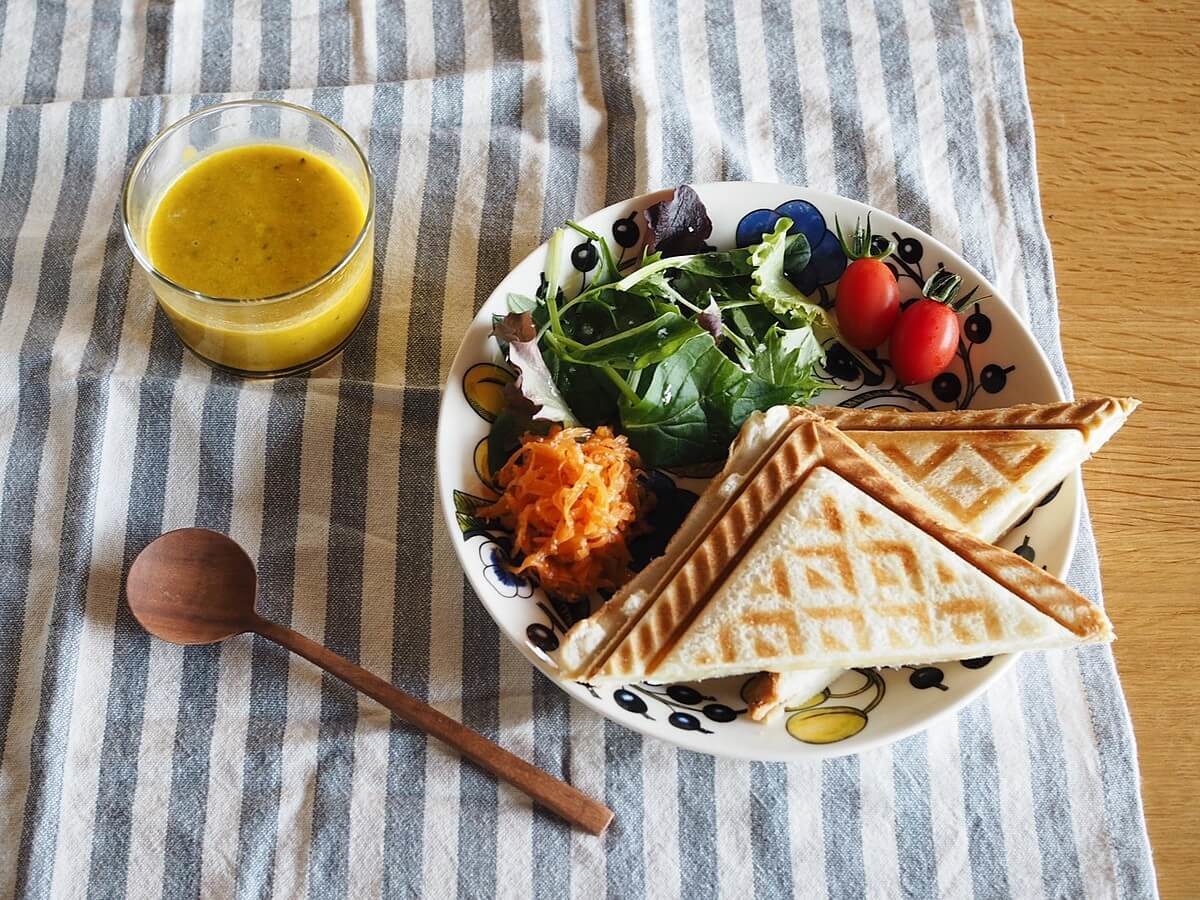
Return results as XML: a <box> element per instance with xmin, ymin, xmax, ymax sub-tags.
<box><xmin>649</xmin><ymin>465</ymin><xmax>1091</xmax><ymax>683</ymax></box>
<box><xmin>568</xmin><ymin>413</ymin><xmax>1114</xmax><ymax>685</ymax></box>
<box><xmin>741</xmin><ymin>397</ymin><xmax>1136</xmax><ymax>717</ymax></box>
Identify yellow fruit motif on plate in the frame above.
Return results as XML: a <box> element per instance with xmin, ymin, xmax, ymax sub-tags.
<box><xmin>789</xmin><ymin>690</ymin><xmax>830</xmax><ymax>711</ymax></box>
<box><xmin>783</xmin><ymin>669</ymin><xmax>885</xmax><ymax>745</ymax></box>
<box><xmin>786</xmin><ymin>707</ymin><xmax>869</xmax><ymax>744</ymax></box>
<box><xmin>463</xmin><ymin>363</ymin><xmax>514</xmax><ymax>422</ymax></box>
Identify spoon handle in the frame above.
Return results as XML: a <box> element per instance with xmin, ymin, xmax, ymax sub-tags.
<box><xmin>253</xmin><ymin>617</ymin><xmax>613</xmax><ymax>836</ymax></box>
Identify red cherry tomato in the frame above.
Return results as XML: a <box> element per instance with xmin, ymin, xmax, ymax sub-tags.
<box><xmin>889</xmin><ymin>299</ymin><xmax>961</xmax><ymax>385</ymax></box>
<box><xmin>835</xmin><ymin>259</ymin><xmax>900</xmax><ymax>349</ymax></box>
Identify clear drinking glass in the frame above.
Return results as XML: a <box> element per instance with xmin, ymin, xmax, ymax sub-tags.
<box><xmin>122</xmin><ymin>100</ymin><xmax>375</xmax><ymax>377</ymax></box>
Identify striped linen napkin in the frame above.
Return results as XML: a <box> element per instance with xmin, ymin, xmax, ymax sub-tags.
<box><xmin>0</xmin><ymin>1</ymin><xmax>1156</xmax><ymax>897</ymax></box>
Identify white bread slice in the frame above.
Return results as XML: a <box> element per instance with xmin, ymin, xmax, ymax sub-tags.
<box><xmin>554</xmin><ymin>405</ymin><xmax>806</xmax><ymax>677</ymax></box>
<box><xmin>651</xmin><ymin>465</ymin><xmax>1094</xmax><ymax>682</ymax></box>
<box><xmin>846</xmin><ymin>428</ymin><xmax>1085</xmax><ymax>539</ymax></box>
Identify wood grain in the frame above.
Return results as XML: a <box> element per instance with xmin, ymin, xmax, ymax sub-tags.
<box><xmin>254</xmin><ymin>618</ymin><xmax>614</xmax><ymax>835</ymax></box>
<box><xmin>1016</xmin><ymin>2</ymin><xmax>1200</xmax><ymax>895</ymax></box>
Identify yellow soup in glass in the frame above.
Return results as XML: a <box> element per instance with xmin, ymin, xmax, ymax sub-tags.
<box><xmin>143</xmin><ymin>142</ymin><xmax>373</xmax><ymax>374</ymax></box>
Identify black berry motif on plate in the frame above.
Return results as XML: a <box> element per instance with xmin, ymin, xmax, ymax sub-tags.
<box><xmin>612</xmin><ymin>214</ymin><xmax>640</xmax><ymax>249</ymax></box>
<box><xmin>571</xmin><ymin>682</ymin><xmax>744</xmax><ymax>731</ymax></box>
<box><xmin>906</xmin><ymin>665</ymin><xmax>948</xmax><ymax>691</ymax></box>
<box><xmin>526</xmin><ymin>623</ymin><xmax>558</xmax><ymax>653</ymax></box>
<box><xmin>1012</xmin><ymin>535</ymin><xmax>1051</xmax><ymax>571</ymax></box>
<box><xmin>613</xmin><ymin>688</ymin><xmax>649</xmax><ymax>717</ymax></box>
<box><xmin>571</xmin><ymin>240</ymin><xmax>598</xmax><ymax>273</ymax></box>
<box><xmin>1013</xmin><ymin>535</ymin><xmax>1036</xmax><ymax>562</ymax></box>
<box><xmin>613</xmin><ymin>683</ymin><xmax>746</xmax><ymax>732</ymax></box>
<box><xmin>564</xmin><ymin>212</ymin><xmax>646</xmax><ymax>292</ymax></box>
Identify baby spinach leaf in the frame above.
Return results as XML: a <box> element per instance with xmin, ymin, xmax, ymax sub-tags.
<box><xmin>618</xmin><ymin>335</ymin><xmax>725</xmax><ymax>465</ymax></box>
<box><xmin>544</xmin><ymin>350</ymin><xmax>619</xmax><ymax>427</ymax></box>
<box><xmin>617</xmin><ymin>334</ymin><xmax>801</xmax><ymax>467</ymax></box>
<box><xmin>671</xmin><ymin>247</ymin><xmax>756</xmax><ymax>278</ymax></box>
<box><xmin>559</xmin><ymin>295</ymin><xmax>619</xmax><ymax>343</ymax></box>
<box><xmin>704</xmin><ymin>358</ymin><xmax>800</xmax><ymax>444</ymax></box>
<box><xmin>546</xmin><ymin>353</ymin><xmax>620</xmax><ymax>427</ymax></box>
<box><xmin>557</xmin><ymin>288</ymin><xmax>662</xmax><ymax>347</ymax></box>
<box><xmin>627</xmin><ymin>269</ymin><xmax>697</xmax><ymax>311</ymax></box>
<box><xmin>749</xmin><ymin>324</ymin><xmax>824</xmax><ymax>401</ymax></box>
<box><xmin>671</xmin><ymin>270</ymin><xmax>756</xmax><ymax>308</ymax></box>
<box><xmin>726</xmin><ymin>303</ymin><xmax>780</xmax><ymax>345</ymax></box>
<box><xmin>547</xmin><ymin>311</ymin><xmax>704</xmax><ymax>370</ymax></box>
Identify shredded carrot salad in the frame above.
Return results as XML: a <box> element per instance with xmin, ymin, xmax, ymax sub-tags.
<box><xmin>479</xmin><ymin>426</ymin><xmax>651</xmax><ymax>599</ymax></box>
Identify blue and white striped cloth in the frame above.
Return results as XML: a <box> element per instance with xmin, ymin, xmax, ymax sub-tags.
<box><xmin>0</xmin><ymin>1</ymin><xmax>1156</xmax><ymax>897</ymax></box>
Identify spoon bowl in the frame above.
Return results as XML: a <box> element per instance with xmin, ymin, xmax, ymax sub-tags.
<box><xmin>127</xmin><ymin>528</ymin><xmax>258</xmax><ymax>644</ymax></box>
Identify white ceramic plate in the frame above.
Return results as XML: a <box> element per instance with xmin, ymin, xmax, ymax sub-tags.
<box><xmin>436</xmin><ymin>183</ymin><xmax>1078</xmax><ymax>760</ymax></box>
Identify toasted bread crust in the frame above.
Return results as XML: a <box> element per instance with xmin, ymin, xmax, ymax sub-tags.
<box><xmin>814</xmin><ymin>396</ymin><xmax>1138</xmax><ymax>451</ymax></box>
<box><xmin>592</xmin><ymin>418</ymin><xmax>825</xmax><ymax>679</ymax></box>
<box><xmin>562</xmin><ymin>411</ymin><xmax>811</xmax><ymax>679</ymax></box>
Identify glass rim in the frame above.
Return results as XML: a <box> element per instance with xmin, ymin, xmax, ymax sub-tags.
<box><xmin>121</xmin><ymin>98</ymin><xmax>376</xmax><ymax>307</ymax></box>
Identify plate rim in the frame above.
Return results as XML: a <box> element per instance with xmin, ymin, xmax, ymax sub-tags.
<box><xmin>435</xmin><ymin>180</ymin><xmax>1081</xmax><ymax>760</ymax></box>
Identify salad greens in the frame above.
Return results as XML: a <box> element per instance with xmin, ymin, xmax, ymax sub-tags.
<box><xmin>490</xmin><ymin>187</ymin><xmax>835</xmax><ymax>470</ymax></box>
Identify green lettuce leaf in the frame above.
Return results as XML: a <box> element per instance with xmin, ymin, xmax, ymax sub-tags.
<box><xmin>750</xmin><ymin>218</ymin><xmax>826</xmax><ymax>324</ymax></box>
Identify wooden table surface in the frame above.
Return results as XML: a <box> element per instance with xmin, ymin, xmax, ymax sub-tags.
<box><xmin>1016</xmin><ymin>2</ymin><xmax>1200</xmax><ymax>895</ymax></box>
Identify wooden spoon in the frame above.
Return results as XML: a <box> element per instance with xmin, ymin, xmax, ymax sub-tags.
<box><xmin>126</xmin><ymin>527</ymin><xmax>613</xmax><ymax>836</ymax></box>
